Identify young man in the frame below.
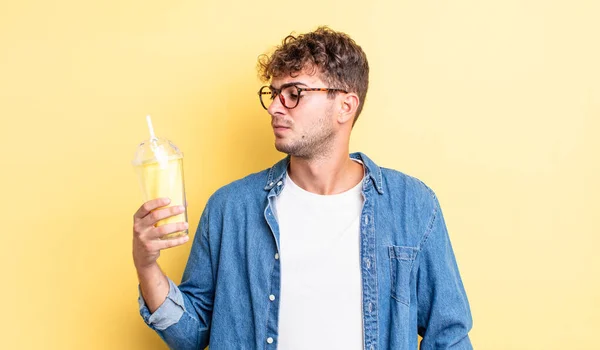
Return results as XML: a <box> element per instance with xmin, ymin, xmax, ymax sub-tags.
<box><xmin>133</xmin><ymin>27</ymin><xmax>473</xmax><ymax>350</ymax></box>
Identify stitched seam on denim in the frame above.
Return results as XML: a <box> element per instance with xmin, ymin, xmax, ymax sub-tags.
<box><xmin>417</xmin><ymin>186</ymin><xmax>439</xmax><ymax>251</ymax></box>
<box><xmin>391</xmin><ymin>263</ymin><xmax>412</xmax><ymax>307</ymax></box>
<box><xmin>190</xmin><ymin>216</ymin><xmax>214</xmax><ymax>335</ymax></box>
<box><xmin>359</xmin><ymin>189</ymin><xmax>368</xmax><ymax>350</ymax></box>
<box><xmin>264</xmin><ymin>234</ymin><xmax>277</xmax><ymax>347</ymax></box>
<box><xmin>369</xmin><ymin>160</ymin><xmax>383</xmax><ymax>195</ymax></box>
<box><xmin>373</xmin><ymin>202</ymin><xmax>379</xmax><ymax>348</ymax></box>
<box><xmin>353</xmin><ymin>152</ymin><xmax>383</xmax><ymax>195</ymax></box>
<box><xmin>263</xmin><ymin>201</ymin><xmax>279</xmax><ymax>348</ymax></box>
<box><xmin>274</xmin><ymin>168</ymin><xmax>288</xmax><ymax>196</ymax></box>
<box><xmin>391</xmin><ymin>246</ymin><xmax>418</xmax><ymax>260</ymax></box>
<box><xmin>389</xmin><ymin>247</ymin><xmax>416</xmax><ymax>306</ymax></box>
<box><xmin>389</xmin><ymin>248</ymin><xmax>407</xmax><ymax>305</ymax></box>
<box><xmin>199</xmin><ymin>210</ymin><xmax>215</xmax><ymax>286</ymax></box>
<box><xmin>355</xmin><ymin>153</ymin><xmax>369</xmax><ymax>190</ymax></box>
<box><xmin>376</xmin><ymin>165</ymin><xmax>384</xmax><ymax>194</ymax></box>
<box><xmin>266</xmin><ymin>166</ymin><xmax>275</xmax><ymax>189</ymax></box>
<box><xmin>265</xmin><ymin>158</ymin><xmax>290</xmax><ymax>191</ymax></box>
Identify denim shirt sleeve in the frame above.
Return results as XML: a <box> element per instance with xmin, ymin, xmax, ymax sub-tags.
<box><xmin>417</xmin><ymin>196</ymin><xmax>473</xmax><ymax>350</ymax></box>
<box><xmin>137</xmin><ymin>206</ymin><xmax>215</xmax><ymax>350</ymax></box>
<box><xmin>138</xmin><ymin>278</ymin><xmax>185</xmax><ymax>330</ymax></box>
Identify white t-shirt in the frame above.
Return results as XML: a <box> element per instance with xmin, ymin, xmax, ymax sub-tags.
<box><xmin>275</xmin><ymin>167</ymin><xmax>365</xmax><ymax>349</ymax></box>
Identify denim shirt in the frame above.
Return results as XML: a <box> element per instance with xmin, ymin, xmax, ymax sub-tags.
<box><xmin>139</xmin><ymin>152</ymin><xmax>473</xmax><ymax>350</ymax></box>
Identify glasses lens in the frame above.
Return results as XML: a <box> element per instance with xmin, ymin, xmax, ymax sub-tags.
<box><xmin>259</xmin><ymin>86</ymin><xmax>301</xmax><ymax>110</ymax></box>
<box><xmin>280</xmin><ymin>86</ymin><xmax>300</xmax><ymax>109</ymax></box>
<box><xmin>259</xmin><ymin>86</ymin><xmax>273</xmax><ymax>110</ymax></box>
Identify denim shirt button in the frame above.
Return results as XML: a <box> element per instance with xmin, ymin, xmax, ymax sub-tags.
<box><xmin>277</xmin><ymin>181</ymin><xmax>282</xmax><ymax>186</ymax></box>
<box><xmin>269</xmin><ymin>294</ymin><xmax>275</xmax><ymax>301</ymax></box>
<box><xmin>368</xmin><ymin>302</ymin><xmax>373</xmax><ymax>313</ymax></box>
<box><xmin>274</xmin><ymin>253</ymin><xmax>279</xmax><ymax>260</ymax></box>
<box><xmin>267</xmin><ymin>337</ymin><xmax>274</xmax><ymax>344</ymax></box>
<box><xmin>365</xmin><ymin>216</ymin><xmax>369</xmax><ymax>225</ymax></box>
<box><xmin>365</xmin><ymin>258</ymin><xmax>371</xmax><ymax>269</ymax></box>
<box><xmin>269</xmin><ymin>182</ymin><xmax>274</xmax><ymax>186</ymax></box>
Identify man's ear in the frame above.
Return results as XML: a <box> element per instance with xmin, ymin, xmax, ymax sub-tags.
<box><xmin>337</xmin><ymin>93</ymin><xmax>359</xmax><ymax>125</ymax></box>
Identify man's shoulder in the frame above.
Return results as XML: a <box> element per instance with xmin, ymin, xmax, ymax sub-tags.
<box><xmin>379</xmin><ymin>167</ymin><xmax>436</xmax><ymax>200</ymax></box>
<box><xmin>205</xmin><ymin>167</ymin><xmax>271</xmax><ymax>208</ymax></box>
<box><xmin>356</xmin><ymin>152</ymin><xmax>436</xmax><ymax>202</ymax></box>
<box><xmin>378</xmin><ymin>167</ymin><xmax>444</xmax><ymax>246</ymax></box>
<box><xmin>378</xmin><ymin>166</ymin><xmax>441</xmax><ymax>226</ymax></box>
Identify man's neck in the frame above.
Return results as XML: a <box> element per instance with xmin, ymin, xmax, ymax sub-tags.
<box><xmin>287</xmin><ymin>150</ymin><xmax>364</xmax><ymax>195</ymax></box>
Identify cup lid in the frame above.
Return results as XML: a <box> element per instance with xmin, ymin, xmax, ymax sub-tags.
<box><xmin>132</xmin><ymin>138</ymin><xmax>183</xmax><ymax>166</ymax></box>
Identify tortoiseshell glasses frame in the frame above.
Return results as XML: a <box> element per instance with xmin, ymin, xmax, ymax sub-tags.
<box><xmin>258</xmin><ymin>84</ymin><xmax>348</xmax><ymax>110</ymax></box>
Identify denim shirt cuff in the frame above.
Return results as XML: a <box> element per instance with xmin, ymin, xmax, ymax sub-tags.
<box><xmin>138</xmin><ymin>278</ymin><xmax>185</xmax><ymax>330</ymax></box>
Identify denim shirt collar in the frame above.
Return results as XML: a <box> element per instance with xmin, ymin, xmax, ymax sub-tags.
<box><xmin>263</xmin><ymin>152</ymin><xmax>384</xmax><ymax>195</ymax></box>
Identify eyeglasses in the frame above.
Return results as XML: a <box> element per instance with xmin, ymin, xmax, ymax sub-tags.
<box><xmin>258</xmin><ymin>84</ymin><xmax>347</xmax><ymax>110</ymax></box>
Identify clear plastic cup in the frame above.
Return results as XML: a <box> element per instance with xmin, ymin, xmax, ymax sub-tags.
<box><xmin>132</xmin><ymin>137</ymin><xmax>188</xmax><ymax>239</ymax></box>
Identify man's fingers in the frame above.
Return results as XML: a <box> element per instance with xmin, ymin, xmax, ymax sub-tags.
<box><xmin>133</xmin><ymin>198</ymin><xmax>171</xmax><ymax>220</ymax></box>
<box><xmin>155</xmin><ymin>234</ymin><xmax>190</xmax><ymax>250</ymax></box>
<box><xmin>142</xmin><ymin>205</ymin><xmax>186</xmax><ymax>227</ymax></box>
<box><xmin>150</xmin><ymin>221</ymin><xmax>189</xmax><ymax>239</ymax></box>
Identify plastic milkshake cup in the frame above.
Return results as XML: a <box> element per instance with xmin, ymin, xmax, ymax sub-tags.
<box><xmin>132</xmin><ymin>116</ymin><xmax>188</xmax><ymax>239</ymax></box>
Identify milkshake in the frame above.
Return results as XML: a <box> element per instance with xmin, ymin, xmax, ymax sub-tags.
<box><xmin>133</xmin><ymin>116</ymin><xmax>188</xmax><ymax>239</ymax></box>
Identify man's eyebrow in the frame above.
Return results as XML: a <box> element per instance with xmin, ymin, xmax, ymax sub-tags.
<box><xmin>269</xmin><ymin>81</ymin><xmax>309</xmax><ymax>90</ymax></box>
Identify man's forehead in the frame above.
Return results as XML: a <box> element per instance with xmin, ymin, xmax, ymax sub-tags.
<box><xmin>270</xmin><ymin>71</ymin><xmax>323</xmax><ymax>88</ymax></box>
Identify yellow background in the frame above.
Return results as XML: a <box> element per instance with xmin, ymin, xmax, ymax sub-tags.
<box><xmin>1</xmin><ymin>0</ymin><xmax>598</xmax><ymax>349</ymax></box>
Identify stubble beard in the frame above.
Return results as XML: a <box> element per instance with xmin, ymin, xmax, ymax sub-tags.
<box><xmin>275</xmin><ymin>108</ymin><xmax>336</xmax><ymax>159</ymax></box>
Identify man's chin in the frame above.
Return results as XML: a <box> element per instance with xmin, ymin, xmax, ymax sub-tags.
<box><xmin>275</xmin><ymin>143</ymin><xmax>290</xmax><ymax>154</ymax></box>
<box><xmin>275</xmin><ymin>142</ymin><xmax>297</xmax><ymax>156</ymax></box>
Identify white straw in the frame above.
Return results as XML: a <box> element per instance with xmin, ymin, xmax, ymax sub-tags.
<box><xmin>146</xmin><ymin>115</ymin><xmax>157</xmax><ymax>141</ymax></box>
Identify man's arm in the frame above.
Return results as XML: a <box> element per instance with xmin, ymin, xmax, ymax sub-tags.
<box><xmin>134</xmin><ymin>198</ymin><xmax>213</xmax><ymax>349</ymax></box>
<box><xmin>417</xmin><ymin>196</ymin><xmax>473</xmax><ymax>349</ymax></box>
<box><xmin>137</xmin><ymin>263</ymin><xmax>170</xmax><ymax>314</ymax></box>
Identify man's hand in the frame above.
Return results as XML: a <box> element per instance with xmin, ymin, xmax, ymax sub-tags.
<box><xmin>133</xmin><ymin>198</ymin><xmax>189</xmax><ymax>270</ymax></box>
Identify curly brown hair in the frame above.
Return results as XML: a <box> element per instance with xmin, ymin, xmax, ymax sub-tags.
<box><xmin>257</xmin><ymin>26</ymin><xmax>369</xmax><ymax>124</ymax></box>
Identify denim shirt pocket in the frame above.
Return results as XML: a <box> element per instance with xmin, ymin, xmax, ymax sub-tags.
<box><xmin>389</xmin><ymin>245</ymin><xmax>419</xmax><ymax>306</ymax></box>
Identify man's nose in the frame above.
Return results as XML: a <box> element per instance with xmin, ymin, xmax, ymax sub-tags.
<box><xmin>267</xmin><ymin>94</ymin><xmax>286</xmax><ymax>116</ymax></box>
